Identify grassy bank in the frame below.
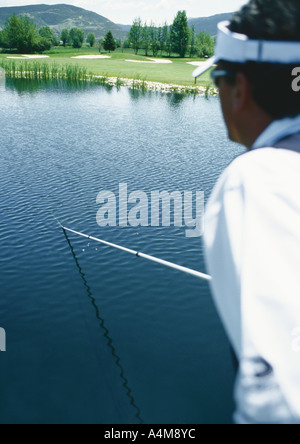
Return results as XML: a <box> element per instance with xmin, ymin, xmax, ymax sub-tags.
<box><xmin>0</xmin><ymin>46</ymin><xmax>214</xmax><ymax>92</ymax></box>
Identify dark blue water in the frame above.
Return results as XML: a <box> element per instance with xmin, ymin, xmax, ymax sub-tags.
<box><xmin>0</xmin><ymin>79</ymin><xmax>243</xmax><ymax>424</ymax></box>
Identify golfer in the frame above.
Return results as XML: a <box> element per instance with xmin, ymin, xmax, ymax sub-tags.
<box><xmin>193</xmin><ymin>0</ymin><xmax>300</xmax><ymax>424</ymax></box>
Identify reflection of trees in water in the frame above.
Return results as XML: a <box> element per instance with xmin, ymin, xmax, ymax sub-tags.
<box><xmin>128</xmin><ymin>88</ymin><xmax>189</xmax><ymax>107</ymax></box>
<box><xmin>127</xmin><ymin>88</ymin><xmax>150</xmax><ymax>101</ymax></box>
<box><xmin>6</xmin><ymin>78</ymin><xmax>43</xmax><ymax>94</ymax></box>
<box><xmin>5</xmin><ymin>78</ymin><xmax>115</xmax><ymax>95</ymax></box>
<box><xmin>128</xmin><ymin>88</ymin><xmax>189</xmax><ymax>108</ymax></box>
<box><xmin>0</xmin><ymin>69</ymin><xmax>5</xmax><ymax>90</ymax></box>
<box><xmin>5</xmin><ymin>79</ymin><xmax>194</xmax><ymax>108</ymax></box>
<box><xmin>165</xmin><ymin>92</ymin><xmax>187</xmax><ymax>108</ymax></box>
<box><xmin>63</xmin><ymin>229</ymin><xmax>144</xmax><ymax>425</ymax></box>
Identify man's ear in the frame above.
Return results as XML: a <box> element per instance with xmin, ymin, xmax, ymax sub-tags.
<box><xmin>232</xmin><ymin>72</ymin><xmax>252</xmax><ymax>112</ymax></box>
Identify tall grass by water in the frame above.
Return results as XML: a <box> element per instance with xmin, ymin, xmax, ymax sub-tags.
<box><xmin>0</xmin><ymin>60</ymin><xmax>88</xmax><ymax>81</ymax></box>
<box><xmin>0</xmin><ymin>60</ymin><xmax>150</xmax><ymax>90</ymax></box>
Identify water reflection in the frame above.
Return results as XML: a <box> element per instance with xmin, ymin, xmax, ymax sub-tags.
<box><xmin>0</xmin><ymin>68</ymin><xmax>6</xmax><ymax>91</ymax></box>
<box><xmin>3</xmin><ymin>78</ymin><xmax>197</xmax><ymax>111</ymax></box>
<box><xmin>5</xmin><ymin>78</ymin><xmax>46</xmax><ymax>95</ymax></box>
<box><xmin>127</xmin><ymin>88</ymin><xmax>149</xmax><ymax>101</ymax></box>
<box><xmin>63</xmin><ymin>229</ymin><xmax>144</xmax><ymax>424</ymax></box>
<box><xmin>165</xmin><ymin>92</ymin><xmax>187</xmax><ymax>108</ymax></box>
<box><xmin>4</xmin><ymin>78</ymin><xmax>116</xmax><ymax>95</ymax></box>
<box><xmin>0</xmin><ymin>78</ymin><xmax>240</xmax><ymax>423</ymax></box>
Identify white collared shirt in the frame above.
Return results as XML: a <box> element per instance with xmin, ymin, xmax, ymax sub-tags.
<box><xmin>253</xmin><ymin>114</ymin><xmax>300</xmax><ymax>150</ymax></box>
<box><xmin>204</xmin><ymin>115</ymin><xmax>300</xmax><ymax>423</ymax></box>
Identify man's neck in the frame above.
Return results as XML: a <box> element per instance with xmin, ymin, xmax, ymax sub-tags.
<box><xmin>240</xmin><ymin>114</ymin><xmax>274</xmax><ymax>149</ymax></box>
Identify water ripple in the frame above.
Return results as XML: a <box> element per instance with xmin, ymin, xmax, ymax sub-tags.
<box><xmin>0</xmin><ymin>80</ymin><xmax>243</xmax><ymax>424</ymax></box>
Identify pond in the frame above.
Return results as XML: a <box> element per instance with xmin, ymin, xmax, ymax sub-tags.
<box><xmin>0</xmin><ymin>79</ymin><xmax>244</xmax><ymax>424</ymax></box>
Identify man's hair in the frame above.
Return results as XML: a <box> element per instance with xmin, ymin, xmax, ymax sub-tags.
<box><xmin>221</xmin><ymin>0</ymin><xmax>300</xmax><ymax>119</ymax></box>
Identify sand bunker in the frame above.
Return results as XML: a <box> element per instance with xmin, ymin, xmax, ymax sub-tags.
<box><xmin>187</xmin><ymin>61</ymin><xmax>209</xmax><ymax>67</ymax></box>
<box><xmin>126</xmin><ymin>58</ymin><xmax>173</xmax><ymax>64</ymax></box>
<box><xmin>72</xmin><ymin>55</ymin><xmax>111</xmax><ymax>59</ymax></box>
<box><xmin>7</xmin><ymin>55</ymin><xmax>50</xmax><ymax>59</ymax></box>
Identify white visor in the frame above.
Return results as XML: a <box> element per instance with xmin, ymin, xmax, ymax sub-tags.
<box><xmin>193</xmin><ymin>21</ymin><xmax>300</xmax><ymax>78</ymax></box>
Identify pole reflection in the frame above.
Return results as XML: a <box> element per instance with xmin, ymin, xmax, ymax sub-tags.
<box><xmin>63</xmin><ymin>228</ymin><xmax>144</xmax><ymax>424</ymax></box>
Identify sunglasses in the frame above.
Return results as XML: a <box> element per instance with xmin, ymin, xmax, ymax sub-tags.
<box><xmin>210</xmin><ymin>69</ymin><xmax>236</xmax><ymax>88</ymax></box>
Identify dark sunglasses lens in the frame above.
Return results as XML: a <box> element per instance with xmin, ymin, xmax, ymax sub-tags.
<box><xmin>214</xmin><ymin>76</ymin><xmax>221</xmax><ymax>88</ymax></box>
<box><xmin>211</xmin><ymin>70</ymin><xmax>221</xmax><ymax>88</ymax></box>
<box><xmin>211</xmin><ymin>71</ymin><xmax>234</xmax><ymax>88</ymax></box>
<box><xmin>212</xmin><ymin>74</ymin><xmax>220</xmax><ymax>88</ymax></box>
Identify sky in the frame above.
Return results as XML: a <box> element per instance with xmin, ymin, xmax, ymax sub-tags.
<box><xmin>0</xmin><ymin>0</ymin><xmax>249</xmax><ymax>24</ymax></box>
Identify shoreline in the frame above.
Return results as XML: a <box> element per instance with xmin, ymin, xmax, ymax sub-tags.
<box><xmin>91</xmin><ymin>75</ymin><xmax>218</xmax><ymax>95</ymax></box>
<box><xmin>1</xmin><ymin>70</ymin><xmax>218</xmax><ymax>96</ymax></box>
<box><xmin>0</xmin><ymin>59</ymin><xmax>218</xmax><ymax>95</ymax></box>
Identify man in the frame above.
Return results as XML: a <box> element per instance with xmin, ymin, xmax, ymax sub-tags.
<box><xmin>193</xmin><ymin>0</ymin><xmax>300</xmax><ymax>424</ymax></box>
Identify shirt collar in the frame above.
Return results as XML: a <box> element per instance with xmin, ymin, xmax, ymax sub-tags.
<box><xmin>252</xmin><ymin>114</ymin><xmax>300</xmax><ymax>150</ymax></box>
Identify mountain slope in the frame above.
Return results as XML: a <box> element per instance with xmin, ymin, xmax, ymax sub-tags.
<box><xmin>188</xmin><ymin>13</ymin><xmax>233</xmax><ymax>36</ymax></box>
<box><xmin>0</xmin><ymin>4</ymin><xmax>127</xmax><ymax>39</ymax></box>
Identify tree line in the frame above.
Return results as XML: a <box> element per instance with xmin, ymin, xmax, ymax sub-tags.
<box><xmin>0</xmin><ymin>15</ymin><xmax>58</xmax><ymax>52</ymax></box>
<box><xmin>0</xmin><ymin>10</ymin><xmax>214</xmax><ymax>58</ymax></box>
<box><xmin>127</xmin><ymin>11</ymin><xmax>215</xmax><ymax>58</ymax></box>
<box><xmin>0</xmin><ymin>15</ymin><xmax>116</xmax><ymax>53</ymax></box>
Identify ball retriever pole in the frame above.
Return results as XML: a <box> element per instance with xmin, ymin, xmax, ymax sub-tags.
<box><xmin>61</xmin><ymin>226</ymin><xmax>212</xmax><ymax>282</ymax></box>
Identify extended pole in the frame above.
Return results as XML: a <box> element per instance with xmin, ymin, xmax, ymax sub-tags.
<box><xmin>62</xmin><ymin>226</ymin><xmax>212</xmax><ymax>282</ymax></box>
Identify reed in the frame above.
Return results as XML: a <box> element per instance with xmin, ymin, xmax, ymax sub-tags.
<box><xmin>115</xmin><ymin>77</ymin><xmax>124</xmax><ymax>89</ymax></box>
<box><xmin>0</xmin><ymin>60</ymin><xmax>89</xmax><ymax>82</ymax></box>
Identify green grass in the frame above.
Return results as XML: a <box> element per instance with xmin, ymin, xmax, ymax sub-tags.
<box><xmin>0</xmin><ymin>46</ymin><xmax>213</xmax><ymax>88</ymax></box>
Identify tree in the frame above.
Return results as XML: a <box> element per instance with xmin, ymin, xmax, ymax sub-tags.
<box><xmin>166</xmin><ymin>25</ymin><xmax>173</xmax><ymax>57</ymax></box>
<box><xmin>129</xmin><ymin>18</ymin><xmax>142</xmax><ymax>55</ymax></box>
<box><xmin>87</xmin><ymin>33</ymin><xmax>96</xmax><ymax>47</ymax></box>
<box><xmin>160</xmin><ymin>22</ymin><xmax>171</xmax><ymax>56</ymax></box>
<box><xmin>170</xmin><ymin>11</ymin><xmax>190</xmax><ymax>58</ymax></box>
<box><xmin>39</xmin><ymin>26</ymin><xmax>59</xmax><ymax>46</ymax></box>
<box><xmin>123</xmin><ymin>39</ymin><xmax>130</xmax><ymax>49</ymax></box>
<box><xmin>141</xmin><ymin>23</ymin><xmax>150</xmax><ymax>56</ymax></box>
<box><xmin>149</xmin><ymin>23</ymin><xmax>160</xmax><ymax>57</ymax></box>
<box><xmin>3</xmin><ymin>14</ymin><xmax>39</xmax><ymax>53</ymax></box>
<box><xmin>0</xmin><ymin>30</ymin><xmax>8</xmax><ymax>48</ymax></box>
<box><xmin>189</xmin><ymin>25</ymin><xmax>197</xmax><ymax>58</ymax></box>
<box><xmin>69</xmin><ymin>28</ymin><xmax>85</xmax><ymax>48</ymax></box>
<box><xmin>103</xmin><ymin>31</ymin><xmax>116</xmax><ymax>53</ymax></box>
<box><xmin>196</xmin><ymin>31</ymin><xmax>215</xmax><ymax>58</ymax></box>
<box><xmin>98</xmin><ymin>38</ymin><xmax>104</xmax><ymax>53</ymax></box>
<box><xmin>60</xmin><ymin>29</ymin><xmax>69</xmax><ymax>47</ymax></box>
<box><xmin>34</xmin><ymin>37</ymin><xmax>52</xmax><ymax>52</ymax></box>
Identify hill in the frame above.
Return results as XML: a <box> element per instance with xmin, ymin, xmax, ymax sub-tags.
<box><xmin>188</xmin><ymin>13</ymin><xmax>233</xmax><ymax>36</ymax></box>
<box><xmin>0</xmin><ymin>4</ymin><xmax>127</xmax><ymax>39</ymax></box>
<box><xmin>117</xmin><ymin>24</ymin><xmax>132</xmax><ymax>32</ymax></box>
